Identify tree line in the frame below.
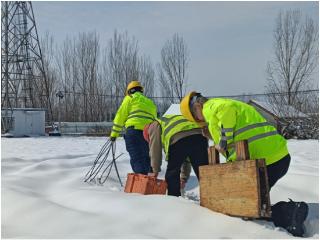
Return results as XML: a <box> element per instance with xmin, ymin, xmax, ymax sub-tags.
<box><xmin>37</xmin><ymin>9</ymin><xmax>317</xmax><ymax>124</ymax></box>
<box><xmin>39</xmin><ymin>31</ymin><xmax>188</xmax><ymax>122</ymax></box>
<box><xmin>266</xmin><ymin>9</ymin><xmax>318</xmax><ymax>118</ymax></box>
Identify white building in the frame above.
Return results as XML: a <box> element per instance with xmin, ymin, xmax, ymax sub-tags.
<box><xmin>2</xmin><ymin>108</ymin><xmax>46</xmax><ymax>137</ymax></box>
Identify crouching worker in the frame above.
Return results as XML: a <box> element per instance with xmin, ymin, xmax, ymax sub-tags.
<box><xmin>180</xmin><ymin>91</ymin><xmax>309</xmax><ymax>237</ymax></box>
<box><xmin>110</xmin><ymin>80</ymin><xmax>157</xmax><ymax>175</ymax></box>
<box><xmin>143</xmin><ymin>114</ymin><xmax>209</xmax><ymax>197</ymax></box>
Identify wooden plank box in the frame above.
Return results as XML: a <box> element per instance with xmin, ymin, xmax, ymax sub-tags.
<box><xmin>199</xmin><ymin>158</ymin><xmax>271</xmax><ymax>218</ymax></box>
<box><xmin>124</xmin><ymin>173</ymin><xmax>167</xmax><ymax>195</ymax></box>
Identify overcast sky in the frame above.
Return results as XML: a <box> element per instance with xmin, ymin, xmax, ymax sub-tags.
<box><xmin>33</xmin><ymin>1</ymin><xmax>318</xmax><ymax>96</ymax></box>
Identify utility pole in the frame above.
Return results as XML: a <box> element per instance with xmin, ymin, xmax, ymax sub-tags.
<box><xmin>56</xmin><ymin>91</ymin><xmax>64</xmax><ymax>131</ymax></box>
<box><xmin>2</xmin><ymin>2</ymin><xmax>10</xmax><ymax>132</ymax></box>
<box><xmin>1</xmin><ymin>1</ymin><xmax>50</xmax><ymax>133</ymax></box>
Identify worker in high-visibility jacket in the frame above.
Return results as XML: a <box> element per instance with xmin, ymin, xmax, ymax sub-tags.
<box><xmin>110</xmin><ymin>80</ymin><xmax>157</xmax><ymax>175</ymax></box>
<box><xmin>180</xmin><ymin>91</ymin><xmax>308</xmax><ymax>237</ymax></box>
<box><xmin>143</xmin><ymin>114</ymin><xmax>208</xmax><ymax>197</ymax></box>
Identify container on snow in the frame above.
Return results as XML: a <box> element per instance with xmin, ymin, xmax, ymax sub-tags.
<box><xmin>199</xmin><ymin>140</ymin><xmax>271</xmax><ymax>218</ymax></box>
<box><xmin>124</xmin><ymin>173</ymin><xmax>167</xmax><ymax>195</ymax></box>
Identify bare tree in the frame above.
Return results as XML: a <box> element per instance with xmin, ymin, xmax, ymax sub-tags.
<box><xmin>55</xmin><ymin>36</ymin><xmax>81</xmax><ymax>122</ymax></box>
<box><xmin>137</xmin><ymin>55</ymin><xmax>155</xmax><ymax>97</ymax></box>
<box><xmin>69</xmin><ymin>32</ymin><xmax>100</xmax><ymax>122</ymax></box>
<box><xmin>107</xmin><ymin>31</ymin><xmax>139</xmax><ymax>102</ymax></box>
<box><xmin>266</xmin><ymin>9</ymin><xmax>318</xmax><ymax>111</ymax></box>
<box><xmin>106</xmin><ymin>30</ymin><xmax>155</xmax><ymax>108</ymax></box>
<box><xmin>40</xmin><ymin>32</ymin><xmax>58</xmax><ymax>122</ymax></box>
<box><xmin>265</xmin><ymin>10</ymin><xmax>319</xmax><ymax>139</ymax></box>
<box><xmin>159</xmin><ymin>33</ymin><xmax>189</xmax><ymax>102</ymax></box>
<box><xmin>40</xmin><ymin>29</ymin><xmax>156</xmax><ymax>123</ymax></box>
<box><xmin>56</xmin><ymin>37</ymin><xmax>72</xmax><ymax>121</ymax></box>
<box><xmin>155</xmin><ymin>63</ymin><xmax>173</xmax><ymax>114</ymax></box>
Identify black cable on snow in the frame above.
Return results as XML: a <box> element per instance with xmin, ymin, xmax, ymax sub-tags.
<box><xmin>84</xmin><ymin>139</ymin><xmax>123</xmax><ymax>186</ymax></box>
<box><xmin>111</xmin><ymin>142</ymin><xmax>123</xmax><ymax>186</ymax></box>
<box><xmin>99</xmin><ymin>153</ymin><xmax>124</xmax><ymax>185</ymax></box>
<box><xmin>84</xmin><ymin>139</ymin><xmax>111</xmax><ymax>180</ymax></box>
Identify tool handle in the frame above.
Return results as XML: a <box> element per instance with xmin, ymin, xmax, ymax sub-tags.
<box><xmin>235</xmin><ymin>140</ymin><xmax>250</xmax><ymax>160</ymax></box>
<box><xmin>208</xmin><ymin>146</ymin><xmax>220</xmax><ymax>165</ymax></box>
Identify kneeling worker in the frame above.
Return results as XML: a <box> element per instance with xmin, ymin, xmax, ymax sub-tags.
<box><xmin>180</xmin><ymin>92</ymin><xmax>309</xmax><ymax>237</ymax></box>
<box><xmin>110</xmin><ymin>80</ymin><xmax>157</xmax><ymax>175</ymax></box>
<box><xmin>143</xmin><ymin>114</ymin><xmax>209</xmax><ymax>196</ymax></box>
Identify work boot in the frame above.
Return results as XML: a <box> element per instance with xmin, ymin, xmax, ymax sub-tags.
<box><xmin>272</xmin><ymin>199</ymin><xmax>309</xmax><ymax>237</ymax></box>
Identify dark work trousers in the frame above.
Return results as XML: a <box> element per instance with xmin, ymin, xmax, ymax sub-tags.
<box><xmin>267</xmin><ymin>154</ymin><xmax>291</xmax><ymax>189</ymax></box>
<box><xmin>124</xmin><ymin>128</ymin><xmax>151</xmax><ymax>175</ymax></box>
<box><xmin>258</xmin><ymin>154</ymin><xmax>291</xmax><ymax>222</ymax></box>
<box><xmin>165</xmin><ymin>134</ymin><xmax>209</xmax><ymax>197</ymax></box>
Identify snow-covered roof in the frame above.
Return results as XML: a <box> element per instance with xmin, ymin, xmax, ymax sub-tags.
<box><xmin>163</xmin><ymin>101</ymin><xmax>308</xmax><ymax>119</ymax></box>
<box><xmin>163</xmin><ymin>104</ymin><xmax>181</xmax><ymax>116</ymax></box>
<box><xmin>249</xmin><ymin>99</ymin><xmax>308</xmax><ymax>118</ymax></box>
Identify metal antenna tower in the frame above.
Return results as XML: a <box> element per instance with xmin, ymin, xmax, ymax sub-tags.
<box><xmin>1</xmin><ymin>1</ymin><xmax>50</xmax><ymax>133</ymax></box>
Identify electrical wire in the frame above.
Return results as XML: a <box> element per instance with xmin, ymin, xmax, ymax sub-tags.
<box><xmin>84</xmin><ymin>139</ymin><xmax>123</xmax><ymax>186</ymax></box>
<box><xmin>84</xmin><ymin>139</ymin><xmax>111</xmax><ymax>181</ymax></box>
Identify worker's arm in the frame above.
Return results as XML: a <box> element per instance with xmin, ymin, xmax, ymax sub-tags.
<box><xmin>202</xmin><ymin>126</ymin><xmax>212</xmax><ymax>140</ymax></box>
<box><xmin>215</xmin><ymin>105</ymin><xmax>237</xmax><ymax>156</ymax></box>
<box><xmin>110</xmin><ymin>96</ymin><xmax>131</xmax><ymax>138</ymax></box>
<box><xmin>148</xmin><ymin>122</ymin><xmax>163</xmax><ymax>174</ymax></box>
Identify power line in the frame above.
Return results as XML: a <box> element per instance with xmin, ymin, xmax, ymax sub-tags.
<box><xmin>48</xmin><ymin>89</ymin><xmax>319</xmax><ymax>100</ymax></box>
<box><xmin>206</xmin><ymin>89</ymin><xmax>319</xmax><ymax>99</ymax></box>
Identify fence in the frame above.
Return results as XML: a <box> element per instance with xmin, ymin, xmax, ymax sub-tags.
<box><xmin>50</xmin><ymin>89</ymin><xmax>318</xmax><ymax>123</ymax></box>
<box><xmin>55</xmin><ymin>122</ymin><xmax>113</xmax><ymax>136</ymax></box>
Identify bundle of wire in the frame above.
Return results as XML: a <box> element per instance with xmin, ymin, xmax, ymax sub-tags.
<box><xmin>84</xmin><ymin>139</ymin><xmax>123</xmax><ymax>186</ymax></box>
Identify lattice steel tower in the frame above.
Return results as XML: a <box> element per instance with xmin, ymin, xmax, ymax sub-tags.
<box><xmin>1</xmin><ymin>1</ymin><xmax>49</xmax><ymax>132</ymax></box>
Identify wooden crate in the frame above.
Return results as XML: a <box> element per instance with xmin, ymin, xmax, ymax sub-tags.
<box><xmin>199</xmin><ymin>141</ymin><xmax>271</xmax><ymax>218</ymax></box>
<box><xmin>124</xmin><ymin>173</ymin><xmax>167</xmax><ymax>195</ymax></box>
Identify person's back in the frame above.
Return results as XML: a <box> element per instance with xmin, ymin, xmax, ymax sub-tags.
<box><xmin>110</xmin><ymin>81</ymin><xmax>157</xmax><ymax>175</ymax></box>
<box><xmin>144</xmin><ymin>114</ymin><xmax>208</xmax><ymax>196</ymax></box>
<box><xmin>202</xmin><ymin>98</ymin><xmax>288</xmax><ymax>165</ymax></box>
<box><xmin>124</xmin><ymin>92</ymin><xmax>157</xmax><ymax>130</ymax></box>
<box><xmin>157</xmin><ymin>114</ymin><xmax>202</xmax><ymax>156</ymax></box>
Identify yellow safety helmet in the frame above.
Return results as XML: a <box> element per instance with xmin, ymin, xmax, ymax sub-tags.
<box><xmin>126</xmin><ymin>80</ymin><xmax>143</xmax><ymax>95</ymax></box>
<box><xmin>180</xmin><ymin>91</ymin><xmax>198</xmax><ymax>122</ymax></box>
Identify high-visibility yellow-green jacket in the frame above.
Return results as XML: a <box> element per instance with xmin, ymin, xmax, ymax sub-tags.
<box><xmin>202</xmin><ymin>98</ymin><xmax>289</xmax><ymax>165</ymax></box>
<box><xmin>110</xmin><ymin>92</ymin><xmax>157</xmax><ymax>137</ymax></box>
<box><xmin>157</xmin><ymin>114</ymin><xmax>201</xmax><ymax>156</ymax></box>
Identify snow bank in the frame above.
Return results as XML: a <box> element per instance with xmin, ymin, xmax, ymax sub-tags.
<box><xmin>1</xmin><ymin>137</ymin><xmax>319</xmax><ymax>238</ymax></box>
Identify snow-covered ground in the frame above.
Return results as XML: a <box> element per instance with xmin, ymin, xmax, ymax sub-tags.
<box><xmin>1</xmin><ymin>137</ymin><xmax>319</xmax><ymax>238</ymax></box>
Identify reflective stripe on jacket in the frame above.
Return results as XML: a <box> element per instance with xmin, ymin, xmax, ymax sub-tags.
<box><xmin>110</xmin><ymin>92</ymin><xmax>157</xmax><ymax>137</ymax></box>
<box><xmin>202</xmin><ymin>98</ymin><xmax>289</xmax><ymax>165</ymax></box>
<box><xmin>157</xmin><ymin>114</ymin><xmax>201</xmax><ymax>156</ymax></box>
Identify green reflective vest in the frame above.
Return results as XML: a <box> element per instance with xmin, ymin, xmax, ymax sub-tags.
<box><xmin>157</xmin><ymin>114</ymin><xmax>201</xmax><ymax>156</ymax></box>
<box><xmin>110</xmin><ymin>92</ymin><xmax>157</xmax><ymax>137</ymax></box>
<box><xmin>202</xmin><ymin>98</ymin><xmax>289</xmax><ymax>165</ymax></box>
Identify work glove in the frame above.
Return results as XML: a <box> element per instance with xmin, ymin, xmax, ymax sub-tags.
<box><xmin>110</xmin><ymin>137</ymin><xmax>116</xmax><ymax>142</ymax></box>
